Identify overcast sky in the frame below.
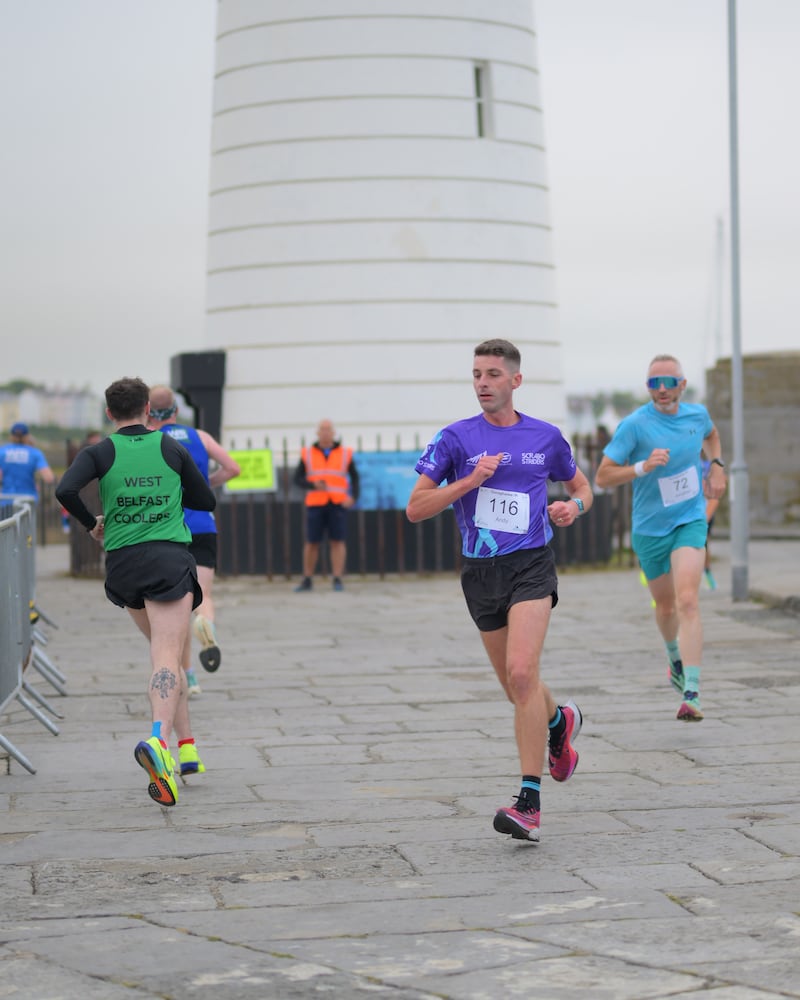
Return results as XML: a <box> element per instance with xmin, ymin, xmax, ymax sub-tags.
<box><xmin>1</xmin><ymin>1</ymin><xmax>797</xmax><ymax>403</ymax></box>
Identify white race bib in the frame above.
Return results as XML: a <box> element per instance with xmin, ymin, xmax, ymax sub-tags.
<box><xmin>657</xmin><ymin>465</ymin><xmax>700</xmax><ymax>508</ymax></box>
<box><xmin>474</xmin><ymin>487</ymin><xmax>530</xmax><ymax>534</ymax></box>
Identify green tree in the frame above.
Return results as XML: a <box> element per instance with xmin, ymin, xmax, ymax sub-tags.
<box><xmin>0</xmin><ymin>379</ymin><xmax>44</xmax><ymax>394</ymax></box>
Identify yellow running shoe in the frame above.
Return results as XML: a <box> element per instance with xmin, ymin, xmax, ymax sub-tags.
<box><xmin>639</xmin><ymin>569</ymin><xmax>656</xmax><ymax>609</ymax></box>
<box><xmin>134</xmin><ymin>737</ymin><xmax>178</xmax><ymax>806</ymax></box>
<box><xmin>179</xmin><ymin>742</ymin><xmax>206</xmax><ymax>778</ymax></box>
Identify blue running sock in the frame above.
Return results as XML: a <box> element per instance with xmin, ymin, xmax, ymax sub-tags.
<box><xmin>520</xmin><ymin>776</ymin><xmax>541</xmax><ymax>811</ymax></box>
<box><xmin>666</xmin><ymin>639</ymin><xmax>681</xmax><ymax>665</ymax></box>
<box><xmin>151</xmin><ymin>721</ymin><xmax>162</xmax><ymax>740</ymax></box>
<box><xmin>548</xmin><ymin>707</ymin><xmax>563</xmax><ymax>729</ymax></box>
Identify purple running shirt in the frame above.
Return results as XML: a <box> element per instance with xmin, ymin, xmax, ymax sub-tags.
<box><xmin>414</xmin><ymin>413</ymin><xmax>577</xmax><ymax>557</ymax></box>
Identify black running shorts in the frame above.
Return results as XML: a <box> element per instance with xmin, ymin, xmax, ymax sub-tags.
<box><xmin>104</xmin><ymin>541</ymin><xmax>202</xmax><ymax>611</ymax></box>
<box><xmin>189</xmin><ymin>532</ymin><xmax>217</xmax><ymax>570</ymax></box>
<box><xmin>460</xmin><ymin>546</ymin><xmax>559</xmax><ymax>632</ymax></box>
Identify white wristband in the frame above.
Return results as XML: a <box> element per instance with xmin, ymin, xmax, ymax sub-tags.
<box><xmin>634</xmin><ymin>461</ymin><xmax>647</xmax><ymax>477</ymax></box>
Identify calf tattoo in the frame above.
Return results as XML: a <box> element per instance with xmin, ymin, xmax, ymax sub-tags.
<box><xmin>150</xmin><ymin>668</ymin><xmax>177</xmax><ymax>700</ymax></box>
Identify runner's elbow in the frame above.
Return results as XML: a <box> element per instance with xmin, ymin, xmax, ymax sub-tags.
<box><xmin>406</xmin><ymin>498</ymin><xmax>428</xmax><ymax>523</ymax></box>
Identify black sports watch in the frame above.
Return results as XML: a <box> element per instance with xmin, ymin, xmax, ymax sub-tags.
<box><xmin>710</xmin><ymin>458</ymin><xmax>725</xmax><ymax>469</ymax></box>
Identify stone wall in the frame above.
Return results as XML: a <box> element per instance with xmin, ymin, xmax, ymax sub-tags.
<box><xmin>706</xmin><ymin>352</ymin><xmax>800</xmax><ymax>526</ymax></box>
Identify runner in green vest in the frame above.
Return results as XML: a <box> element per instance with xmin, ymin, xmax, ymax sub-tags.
<box><xmin>57</xmin><ymin>376</ymin><xmax>216</xmax><ymax>807</ymax></box>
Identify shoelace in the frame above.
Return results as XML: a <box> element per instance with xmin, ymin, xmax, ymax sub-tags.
<box><xmin>512</xmin><ymin>794</ymin><xmax>538</xmax><ymax>815</ymax></box>
<box><xmin>549</xmin><ymin>726</ymin><xmax>567</xmax><ymax>758</ymax></box>
<box><xmin>683</xmin><ymin>690</ymin><xmax>699</xmax><ymax>701</ymax></box>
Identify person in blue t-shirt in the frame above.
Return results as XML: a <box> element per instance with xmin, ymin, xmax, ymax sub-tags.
<box><xmin>595</xmin><ymin>354</ymin><xmax>727</xmax><ymax>723</ymax></box>
<box><xmin>407</xmin><ymin>339</ymin><xmax>593</xmax><ymax>844</ymax></box>
<box><xmin>0</xmin><ymin>422</ymin><xmax>55</xmax><ymax>500</ymax></box>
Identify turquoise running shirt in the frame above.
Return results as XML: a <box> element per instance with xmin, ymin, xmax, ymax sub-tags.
<box><xmin>603</xmin><ymin>401</ymin><xmax>713</xmax><ymax>537</ymax></box>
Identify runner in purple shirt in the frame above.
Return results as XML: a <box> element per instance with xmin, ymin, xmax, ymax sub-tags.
<box><xmin>407</xmin><ymin>339</ymin><xmax>593</xmax><ymax>843</ymax></box>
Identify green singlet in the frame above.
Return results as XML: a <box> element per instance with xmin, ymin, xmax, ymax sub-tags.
<box><xmin>99</xmin><ymin>431</ymin><xmax>191</xmax><ymax>552</ymax></box>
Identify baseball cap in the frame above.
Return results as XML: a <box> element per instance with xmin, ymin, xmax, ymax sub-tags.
<box><xmin>11</xmin><ymin>422</ymin><xmax>29</xmax><ymax>436</ymax></box>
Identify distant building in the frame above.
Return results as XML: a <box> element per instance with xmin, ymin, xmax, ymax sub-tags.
<box><xmin>706</xmin><ymin>351</ymin><xmax>800</xmax><ymax>526</ymax></box>
<box><xmin>0</xmin><ymin>392</ymin><xmax>18</xmax><ymax>434</ymax></box>
<box><xmin>3</xmin><ymin>386</ymin><xmax>103</xmax><ymax>431</ymax></box>
<box><xmin>195</xmin><ymin>1</ymin><xmax>566</xmax><ymax>456</ymax></box>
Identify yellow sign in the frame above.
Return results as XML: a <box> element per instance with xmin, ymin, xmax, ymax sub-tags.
<box><xmin>224</xmin><ymin>449</ymin><xmax>276</xmax><ymax>493</ymax></box>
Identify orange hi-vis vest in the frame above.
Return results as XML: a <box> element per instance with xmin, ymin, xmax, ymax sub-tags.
<box><xmin>302</xmin><ymin>444</ymin><xmax>353</xmax><ymax>506</ymax></box>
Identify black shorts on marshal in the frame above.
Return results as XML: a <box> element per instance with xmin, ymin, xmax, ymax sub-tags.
<box><xmin>306</xmin><ymin>502</ymin><xmax>347</xmax><ymax>543</ymax></box>
<box><xmin>461</xmin><ymin>546</ymin><xmax>559</xmax><ymax>632</ymax></box>
<box><xmin>189</xmin><ymin>532</ymin><xmax>217</xmax><ymax>571</ymax></box>
<box><xmin>104</xmin><ymin>541</ymin><xmax>203</xmax><ymax>611</ymax></box>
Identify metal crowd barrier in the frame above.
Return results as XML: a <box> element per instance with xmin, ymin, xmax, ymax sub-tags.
<box><xmin>0</xmin><ymin>498</ymin><xmax>64</xmax><ymax>774</ymax></box>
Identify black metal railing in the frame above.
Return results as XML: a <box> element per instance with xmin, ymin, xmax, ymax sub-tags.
<box><xmin>62</xmin><ymin>434</ymin><xmax>636</xmax><ymax>579</ymax></box>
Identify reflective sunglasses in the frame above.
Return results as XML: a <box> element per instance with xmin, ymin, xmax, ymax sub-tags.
<box><xmin>647</xmin><ymin>375</ymin><xmax>682</xmax><ymax>390</ymax></box>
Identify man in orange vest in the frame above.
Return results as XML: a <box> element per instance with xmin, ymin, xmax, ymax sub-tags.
<box><xmin>293</xmin><ymin>419</ymin><xmax>359</xmax><ymax>591</ymax></box>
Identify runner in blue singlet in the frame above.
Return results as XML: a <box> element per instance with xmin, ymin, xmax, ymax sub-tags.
<box><xmin>148</xmin><ymin>385</ymin><xmax>240</xmax><ymax>694</ymax></box>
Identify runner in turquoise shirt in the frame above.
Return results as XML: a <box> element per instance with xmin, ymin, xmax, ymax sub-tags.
<box><xmin>596</xmin><ymin>354</ymin><xmax>727</xmax><ymax>723</ymax></box>
<box><xmin>604</xmin><ymin>399</ymin><xmax>712</xmax><ymax>537</ymax></box>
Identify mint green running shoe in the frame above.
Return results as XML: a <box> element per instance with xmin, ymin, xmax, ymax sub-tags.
<box><xmin>668</xmin><ymin>658</ymin><xmax>684</xmax><ymax>694</ymax></box>
<box><xmin>677</xmin><ymin>691</ymin><xmax>704</xmax><ymax>722</ymax></box>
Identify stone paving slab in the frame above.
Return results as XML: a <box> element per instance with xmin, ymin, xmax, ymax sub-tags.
<box><xmin>2</xmin><ymin>932</ymin><xmax>440</xmax><ymax>1000</ymax></box>
<box><xmin>0</xmin><ymin>954</ymin><xmax>167</xmax><ymax>1000</ymax></box>
<box><xmin>2</xmin><ymin>539</ymin><xmax>800</xmax><ymax>999</ymax></box>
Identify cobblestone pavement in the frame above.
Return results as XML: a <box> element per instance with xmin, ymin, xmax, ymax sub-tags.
<box><xmin>2</xmin><ymin>538</ymin><xmax>799</xmax><ymax>999</ymax></box>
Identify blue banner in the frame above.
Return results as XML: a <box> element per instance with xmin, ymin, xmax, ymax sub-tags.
<box><xmin>353</xmin><ymin>451</ymin><xmax>421</xmax><ymax>511</ymax></box>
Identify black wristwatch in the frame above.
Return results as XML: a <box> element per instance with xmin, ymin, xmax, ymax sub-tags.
<box><xmin>710</xmin><ymin>458</ymin><xmax>725</xmax><ymax>469</ymax></box>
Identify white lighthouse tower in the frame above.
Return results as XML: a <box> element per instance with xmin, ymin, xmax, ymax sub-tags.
<box><xmin>205</xmin><ymin>0</ymin><xmax>564</xmax><ymax>452</ymax></box>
